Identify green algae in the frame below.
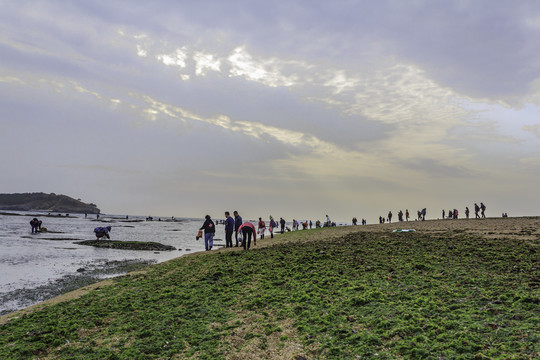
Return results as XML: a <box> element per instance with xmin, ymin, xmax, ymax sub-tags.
<box><xmin>0</xmin><ymin>230</ymin><xmax>538</xmax><ymax>359</ymax></box>
<box><xmin>74</xmin><ymin>240</ymin><xmax>176</xmax><ymax>251</ymax></box>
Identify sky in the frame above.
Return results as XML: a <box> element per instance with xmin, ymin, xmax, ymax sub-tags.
<box><xmin>2</xmin><ymin>0</ymin><xmax>540</xmax><ymax>222</ymax></box>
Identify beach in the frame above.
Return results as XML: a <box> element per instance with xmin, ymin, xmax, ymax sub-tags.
<box><xmin>0</xmin><ymin>212</ymin><xmax>206</xmax><ymax>315</ymax></box>
<box><xmin>0</xmin><ymin>217</ymin><xmax>540</xmax><ymax>360</ymax></box>
<box><xmin>1</xmin><ymin>216</ymin><xmax>538</xmax><ymax>359</ymax></box>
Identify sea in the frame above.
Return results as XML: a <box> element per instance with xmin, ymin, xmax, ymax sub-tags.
<box><xmin>0</xmin><ymin>211</ymin><xmax>209</xmax><ymax>316</ymax></box>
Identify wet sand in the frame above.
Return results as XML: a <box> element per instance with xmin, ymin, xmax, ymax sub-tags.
<box><xmin>2</xmin><ymin>216</ymin><xmax>538</xmax><ymax>324</ymax></box>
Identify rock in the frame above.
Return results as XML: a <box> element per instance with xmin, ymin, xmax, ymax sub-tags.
<box><xmin>74</xmin><ymin>240</ymin><xmax>176</xmax><ymax>251</ymax></box>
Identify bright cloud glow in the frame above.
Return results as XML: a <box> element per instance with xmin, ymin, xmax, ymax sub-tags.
<box><xmin>157</xmin><ymin>48</ymin><xmax>188</xmax><ymax>67</ymax></box>
<box><xmin>193</xmin><ymin>51</ymin><xmax>221</xmax><ymax>75</ymax></box>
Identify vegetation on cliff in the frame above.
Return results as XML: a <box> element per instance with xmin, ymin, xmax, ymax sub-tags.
<box><xmin>0</xmin><ymin>193</ymin><xmax>100</xmax><ymax>214</ymax></box>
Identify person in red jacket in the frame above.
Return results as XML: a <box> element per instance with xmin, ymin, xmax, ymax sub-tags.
<box><xmin>238</xmin><ymin>222</ymin><xmax>256</xmax><ymax>250</ymax></box>
<box><xmin>258</xmin><ymin>217</ymin><xmax>266</xmax><ymax>239</ymax></box>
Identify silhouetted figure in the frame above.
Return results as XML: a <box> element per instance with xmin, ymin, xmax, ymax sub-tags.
<box><xmin>480</xmin><ymin>202</ymin><xmax>486</xmax><ymax>218</ymax></box>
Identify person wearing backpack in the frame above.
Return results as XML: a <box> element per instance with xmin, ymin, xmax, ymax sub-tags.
<box><xmin>258</xmin><ymin>217</ymin><xmax>266</xmax><ymax>239</ymax></box>
<box><xmin>268</xmin><ymin>216</ymin><xmax>277</xmax><ymax>238</ymax></box>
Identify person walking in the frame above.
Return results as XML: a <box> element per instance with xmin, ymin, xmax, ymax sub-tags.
<box><xmin>280</xmin><ymin>217</ymin><xmax>286</xmax><ymax>234</ymax></box>
<box><xmin>258</xmin><ymin>217</ymin><xmax>266</xmax><ymax>239</ymax></box>
<box><xmin>224</xmin><ymin>211</ymin><xmax>234</xmax><ymax>248</ymax></box>
<box><xmin>268</xmin><ymin>216</ymin><xmax>277</xmax><ymax>239</ymax></box>
<box><xmin>388</xmin><ymin>211</ymin><xmax>393</xmax><ymax>223</ymax></box>
<box><xmin>234</xmin><ymin>211</ymin><xmax>243</xmax><ymax>247</ymax></box>
<box><xmin>480</xmin><ymin>202</ymin><xmax>486</xmax><ymax>218</ymax></box>
<box><xmin>199</xmin><ymin>215</ymin><xmax>215</xmax><ymax>251</ymax></box>
<box><xmin>474</xmin><ymin>203</ymin><xmax>480</xmax><ymax>219</ymax></box>
<box><xmin>465</xmin><ymin>207</ymin><xmax>470</xmax><ymax>219</ymax></box>
<box><xmin>405</xmin><ymin>209</ymin><xmax>409</xmax><ymax>221</ymax></box>
<box><xmin>238</xmin><ymin>221</ymin><xmax>256</xmax><ymax>250</ymax></box>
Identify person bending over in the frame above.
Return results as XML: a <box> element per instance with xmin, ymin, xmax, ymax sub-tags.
<box><xmin>238</xmin><ymin>222</ymin><xmax>256</xmax><ymax>250</ymax></box>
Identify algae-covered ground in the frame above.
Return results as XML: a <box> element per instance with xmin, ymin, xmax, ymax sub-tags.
<box><xmin>0</xmin><ymin>218</ymin><xmax>539</xmax><ymax>359</ymax></box>
<box><xmin>74</xmin><ymin>240</ymin><xmax>176</xmax><ymax>251</ymax></box>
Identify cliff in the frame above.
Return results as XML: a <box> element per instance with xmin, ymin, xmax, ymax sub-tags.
<box><xmin>0</xmin><ymin>193</ymin><xmax>100</xmax><ymax>214</ymax></box>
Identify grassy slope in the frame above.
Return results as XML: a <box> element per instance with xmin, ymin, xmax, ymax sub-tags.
<box><xmin>0</xmin><ymin>223</ymin><xmax>539</xmax><ymax>359</ymax></box>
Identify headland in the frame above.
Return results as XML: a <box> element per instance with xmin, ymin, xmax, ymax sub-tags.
<box><xmin>0</xmin><ymin>192</ymin><xmax>100</xmax><ymax>214</ymax></box>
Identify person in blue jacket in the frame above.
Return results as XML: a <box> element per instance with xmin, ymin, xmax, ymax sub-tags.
<box><xmin>233</xmin><ymin>210</ymin><xmax>243</xmax><ymax>247</ymax></box>
<box><xmin>94</xmin><ymin>226</ymin><xmax>111</xmax><ymax>239</ymax></box>
<box><xmin>224</xmin><ymin>211</ymin><xmax>235</xmax><ymax>248</ymax></box>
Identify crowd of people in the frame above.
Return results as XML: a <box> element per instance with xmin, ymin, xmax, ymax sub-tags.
<box><xmin>374</xmin><ymin>202</ymin><xmax>490</xmax><ymax>224</ymax></box>
<box><xmin>199</xmin><ymin>203</ymin><xmax>496</xmax><ymax>251</ymax></box>
<box><xmin>27</xmin><ymin>201</ymin><xmax>496</xmax><ymax>252</ymax></box>
<box><xmin>442</xmin><ymin>202</ymin><xmax>487</xmax><ymax>220</ymax></box>
<box><xmin>198</xmin><ymin>212</ymin><xmax>342</xmax><ymax>251</ymax></box>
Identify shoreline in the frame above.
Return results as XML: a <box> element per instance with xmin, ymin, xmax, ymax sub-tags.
<box><xmin>2</xmin><ymin>216</ymin><xmax>538</xmax><ymax>325</ymax></box>
<box><xmin>1</xmin><ymin>216</ymin><xmax>538</xmax><ymax>359</ymax></box>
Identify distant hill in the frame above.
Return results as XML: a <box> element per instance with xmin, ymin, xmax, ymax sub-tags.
<box><xmin>0</xmin><ymin>193</ymin><xmax>100</xmax><ymax>214</ymax></box>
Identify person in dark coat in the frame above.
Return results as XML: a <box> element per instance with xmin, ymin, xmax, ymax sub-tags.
<box><xmin>238</xmin><ymin>222</ymin><xmax>256</xmax><ymax>250</ymax></box>
<box><xmin>234</xmin><ymin>211</ymin><xmax>242</xmax><ymax>247</ymax></box>
<box><xmin>199</xmin><ymin>215</ymin><xmax>215</xmax><ymax>251</ymax></box>
<box><xmin>224</xmin><ymin>211</ymin><xmax>234</xmax><ymax>248</ymax></box>
<box><xmin>30</xmin><ymin>218</ymin><xmax>41</xmax><ymax>233</ymax></box>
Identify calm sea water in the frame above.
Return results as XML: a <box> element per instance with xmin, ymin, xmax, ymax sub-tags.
<box><xmin>0</xmin><ymin>212</ymin><xmax>208</xmax><ymax>314</ymax></box>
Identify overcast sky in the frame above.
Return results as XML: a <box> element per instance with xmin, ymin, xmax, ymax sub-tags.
<box><xmin>2</xmin><ymin>1</ymin><xmax>540</xmax><ymax>221</ymax></box>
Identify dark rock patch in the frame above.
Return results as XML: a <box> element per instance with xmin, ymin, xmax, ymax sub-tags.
<box><xmin>74</xmin><ymin>240</ymin><xmax>176</xmax><ymax>251</ymax></box>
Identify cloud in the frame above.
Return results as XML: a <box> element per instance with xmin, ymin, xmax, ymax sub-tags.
<box><xmin>1</xmin><ymin>1</ymin><xmax>540</xmax><ymax>219</ymax></box>
<box><xmin>523</xmin><ymin>124</ymin><xmax>540</xmax><ymax>138</ymax></box>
